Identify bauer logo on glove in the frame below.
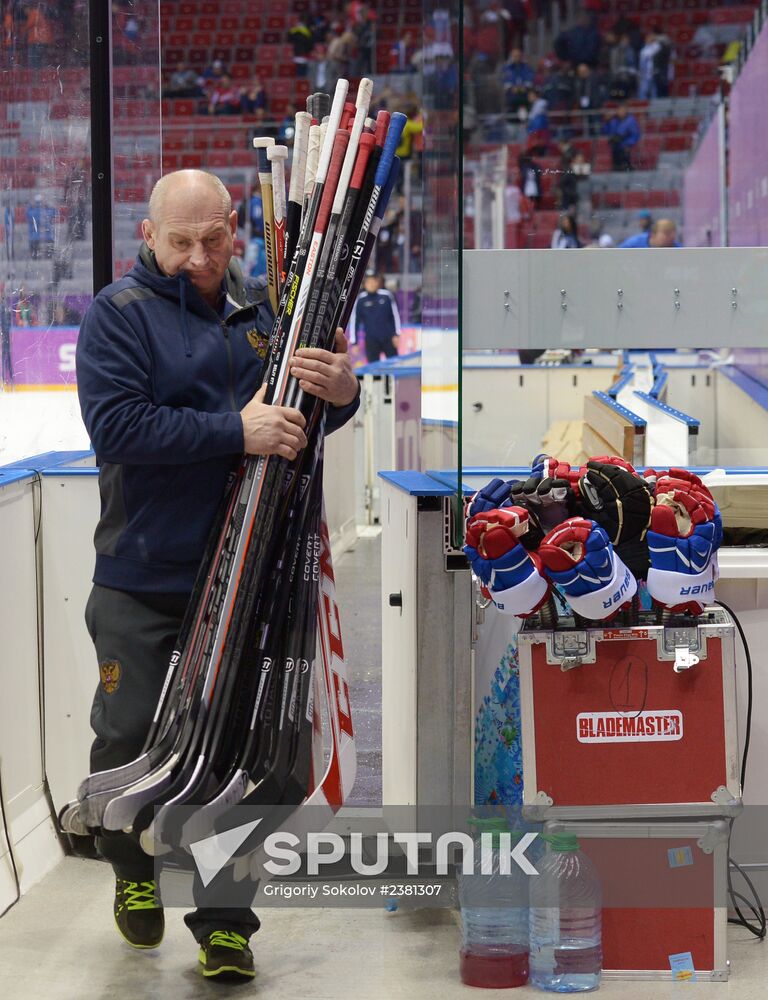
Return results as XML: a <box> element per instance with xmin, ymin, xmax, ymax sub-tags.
<box><xmin>538</xmin><ymin>516</ymin><xmax>637</xmax><ymax>620</ymax></box>
<box><xmin>464</xmin><ymin>507</ymin><xmax>551</xmax><ymax>616</ymax></box>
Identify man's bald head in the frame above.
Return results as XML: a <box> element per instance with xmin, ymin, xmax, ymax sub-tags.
<box><xmin>148</xmin><ymin>169</ymin><xmax>231</xmax><ymax>224</ymax></box>
<box><xmin>142</xmin><ymin>170</ymin><xmax>238</xmax><ymax>305</ymax></box>
<box><xmin>649</xmin><ymin>218</ymin><xmax>677</xmax><ymax>248</ymax></box>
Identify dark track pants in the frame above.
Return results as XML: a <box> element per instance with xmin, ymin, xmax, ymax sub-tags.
<box><xmin>364</xmin><ymin>333</ymin><xmax>398</xmax><ymax>363</ymax></box>
<box><xmin>85</xmin><ymin>583</ymin><xmax>260</xmax><ymax>942</ymax></box>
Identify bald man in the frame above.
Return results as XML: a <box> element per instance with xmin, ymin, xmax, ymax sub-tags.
<box><xmin>75</xmin><ymin>170</ymin><xmax>360</xmax><ymax>978</ymax></box>
<box><xmin>619</xmin><ymin>218</ymin><xmax>681</xmax><ymax>248</ymax></box>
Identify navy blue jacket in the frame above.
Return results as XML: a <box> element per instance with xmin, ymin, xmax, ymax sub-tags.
<box><xmin>76</xmin><ymin>246</ymin><xmax>359</xmax><ymax>594</ymax></box>
<box><xmin>349</xmin><ymin>288</ymin><xmax>401</xmax><ymax>343</ymax></box>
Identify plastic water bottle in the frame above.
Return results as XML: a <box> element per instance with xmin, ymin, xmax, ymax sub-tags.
<box><xmin>529</xmin><ymin>834</ymin><xmax>602</xmax><ymax>993</ymax></box>
<box><xmin>458</xmin><ymin>818</ymin><xmax>529</xmax><ymax>988</ymax></box>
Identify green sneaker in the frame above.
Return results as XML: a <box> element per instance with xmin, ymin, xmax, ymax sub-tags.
<box><xmin>198</xmin><ymin>930</ymin><xmax>256</xmax><ymax>979</ymax></box>
<box><xmin>113</xmin><ymin>878</ymin><xmax>164</xmax><ymax>949</ymax></box>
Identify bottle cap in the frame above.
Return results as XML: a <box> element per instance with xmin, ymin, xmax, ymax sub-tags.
<box><xmin>467</xmin><ymin>817</ymin><xmax>509</xmax><ymax>833</ymax></box>
<box><xmin>546</xmin><ymin>833</ymin><xmax>579</xmax><ymax>852</ymax></box>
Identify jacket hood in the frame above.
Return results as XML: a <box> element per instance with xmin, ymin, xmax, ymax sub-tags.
<box><xmin>128</xmin><ymin>244</ymin><xmax>251</xmax><ymax>358</ymax></box>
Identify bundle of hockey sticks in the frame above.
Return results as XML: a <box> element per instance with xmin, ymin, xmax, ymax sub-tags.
<box><xmin>464</xmin><ymin>455</ymin><xmax>722</xmax><ymax>623</ymax></box>
<box><xmin>60</xmin><ymin>78</ymin><xmax>403</xmax><ymax>860</ymax></box>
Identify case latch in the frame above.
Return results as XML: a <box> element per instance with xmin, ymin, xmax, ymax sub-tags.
<box><xmin>546</xmin><ymin>631</ymin><xmax>597</xmax><ymax>670</ymax></box>
<box><xmin>658</xmin><ymin>625</ymin><xmax>708</xmax><ymax>666</ymax></box>
<box><xmin>673</xmin><ymin>645</ymin><xmax>699</xmax><ymax>672</ymax></box>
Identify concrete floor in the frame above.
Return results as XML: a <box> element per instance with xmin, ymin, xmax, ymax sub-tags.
<box><xmin>1</xmin><ymin>856</ymin><xmax>767</xmax><ymax>999</ymax></box>
<box><xmin>2</xmin><ymin>535</ymin><xmax>768</xmax><ymax>998</ymax></box>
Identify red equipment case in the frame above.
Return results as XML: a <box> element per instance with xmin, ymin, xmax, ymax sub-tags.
<box><xmin>544</xmin><ymin>819</ymin><xmax>730</xmax><ymax>981</ymax></box>
<box><xmin>517</xmin><ymin>607</ymin><xmax>741</xmax><ymax>820</ymax></box>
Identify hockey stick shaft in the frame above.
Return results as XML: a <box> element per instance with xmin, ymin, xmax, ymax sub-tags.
<box><xmin>253</xmin><ymin>137</ymin><xmax>278</xmax><ymax>312</ymax></box>
<box><xmin>286</xmin><ymin>111</ymin><xmax>311</xmax><ymax>267</ymax></box>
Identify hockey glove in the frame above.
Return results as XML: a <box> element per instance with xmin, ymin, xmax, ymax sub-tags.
<box><xmin>578</xmin><ymin>460</ymin><xmax>653</xmax><ymax>579</ymax></box>
<box><xmin>538</xmin><ymin>517</ymin><xmax>637</xmax><ymax>620</ymax></box>
<box><xmin>464</xmin><ymin>507</ymin><xmax>551</xmax><ymax>616</ymax></box>
<box><xmin>522</xmin><ymin>475</ymin><xmax>579</xmax><ymax>532</ymax></box>
<box><xmin>646</xmin><ymin>472</ymin><xmax>721</xmax><ymax>615</ymax></box>
<box><xmin>466</xmin><ymin>477</ymin><xmax>521</xmax><ymax>519</ymax></box>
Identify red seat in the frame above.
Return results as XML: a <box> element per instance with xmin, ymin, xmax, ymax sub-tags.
<box><xmin>215</xmin><ymin>32</ymin><xmax>236</xmax><ymax>47</ymax></box>
<box><xmin>663</xmin><ymin>134</ymin><xmax>692</xmax><ymax>152</ymax></box>
<box><xmin>525</xmin><ymin>231</ymin><xmax>553</xmax><ymax>250</ymax></box>
<box><xmin>171</xmin><ymin>99</ymin><xmax>197</xmax><ymax>116</ymax></box>
<box><xmin>181</xmin><ymin>153</ymin><xmax>204</xmax><ymax>169</ymax></box>
<box><xmin>210</xmin><ymin>134</ymin><xmax>233</xmax><ymax>151</ymax></box>
<box><xmin>624</xmin><ymin>191</ymin><xmax>647</xmax><ymax>210</ymax></box>
<box><xmin>206</xmin><ymin>151</ymin><xmax>231</xmax><ymax>168</ymax></box>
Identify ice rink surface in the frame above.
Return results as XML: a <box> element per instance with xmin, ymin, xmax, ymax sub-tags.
<box><xmin>0</xmin><ymin>388</ymin><xmax>91</xmax><ymax>465</ymax></box>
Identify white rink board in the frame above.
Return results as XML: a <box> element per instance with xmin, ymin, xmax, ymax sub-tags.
<box><xmin>0</xmin><ymin>474</ymin><xmax>64</xmax><ymax>913</ymax></box>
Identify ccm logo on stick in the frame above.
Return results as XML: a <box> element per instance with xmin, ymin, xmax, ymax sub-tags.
<box><xmin>577</xmin><ymin>710</ymin><xmax>683</xmax><ymax>743</ymax></box>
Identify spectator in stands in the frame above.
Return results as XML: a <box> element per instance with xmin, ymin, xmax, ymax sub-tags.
<box><xmin>64</xmin><ymin>159</ymin><xmax>88</xmax><ymax>241</ymax></box>
<box><xmin>519</xmin><ymin>153</ymin><xmax>543</xmax><ymax>209</ymax></box>
<box><xmin>351</xmin><ymin>2</ymin><xmax>375</xmax><ymax>76</ymax></box>
<box><xmin>376</xmin><ymin>196</ymin><xmax>403</xmax><ymax>273</ymax></box>
<box><xmin>555</xmin><ymin>12</ymin><xmax>602</xmax><ymax>69</ymax></box>
<box><xmin>651</xmin><ymin>26</ymin><xmax>673</xmax><ymax>99</ymax></box>
<box><xmin>608</xmin><ymin>32</ymin><xmax>639</xmax><ymax>100</ymax></box>
<box><xmin>208</xmin><ymin>75</ymin><xmax>241</xmax><ymax>116</ymax></box>
<box><xmin>395</xmin><ymin>106</ymin><xmax>424</xmax><ymax>181</ymax></box>
<box><xmin>24</xmin><ymin>1</ymin><xmax>55</xmax><ymax>68</ymax></box>
<box><xmin>619</xmin><ymin>218</ymin><xmax>680</xmax><ymax>248</ymax></box>
<box><xmin>574</xmin><ymin>62</ymin><xmax>604</xmax><ymax>133</ymax></box>
<box><xmin>238</xmin><ymin>193</ymin><xmax>264</xmax><ymax>240</ymax></box>
<box><xmin>428</xmin><ymin>52</ymin><xmax>459</xmax><ymax>111</ymax></box>
<box><xmin>165</xmin><ymin>64</ymin><xmax>203</xmax><ymax>99</ymax></box>
<box><xmin>0</xmin><ymin>283</ymin><xmax>11</xmax><ymax>386</ymax></box>
<box><xmin>502</xmin><ymin>48</ymin><xmax>534</xmax><ymax>112</ymax></box>
<box><xmin>27</xmin><ymin>194</ymin><xmax>56</xmax><ymax>260</ymax></box>
<box><xmin>542</xmin><ymin>64</ymin><xmax>576</xmax><ymax>112</ymax></box>
<box><xmin>505</xmin><ymin>0</ymin><xmax>530</xmax><ymax>52</ymax></box>
<box><xmin>326</xmin><ymin>25</ymin><xmax>357</xmax><ymax>83</ymax></box>
<box><xmin>611</xmin><ymin>14</ymin><xmax>643</xmax><ymax>55</ymax></box>
<box><xmin>390</xmin><ymin>30</ymin><xmax>417</xmax><ymax>73</ymax></box>
<box><xmin>2</xmin><ymin>203</ymin><xmax>14</xmax><ymax>260</ymax></box>
<box><xmin>639</xmin><ymin>31</ymin><xmax>673</xmax><ymax>100</ymax></box>
<box><xmin>635</xmin><ymin>208</ymin><xmax>653</xmax><ymax>234</ymax></box>
<box><xmin>603</xmin><ymin>104</ymin><xmax>641</xmax><ymax>171</ymax></box>
<box><xmin>289</xmin><ymin>15</ymin><xmax>315</xmax><ymax>78</ymax></box>
<box><xmin>558</xmin><ymin>146</ymin><xmax>589</xmax><ymax>213</ymax></box>
<box><xmin>479</xmin><ymin>0</ymin><xmax>513</xmax><ymax>61</ymax></box>
<box><xmin>551</xmin><ymin>213</ymin><xmax>581</xmax><ymax>248</ymax></box>
<box><xmin>202</xmin><ymin>59</ymin><xmax>227</xmax><ymax>84</ymax></box>
<box><xmin>526</xmin><ymin>90</ymin><xmax>550</xmax><ymax>154</ymax></box>
<box><xmin>240</xmin><ymin>77</ymin><xmax>267</xmax><ymax>118</ymax></box>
